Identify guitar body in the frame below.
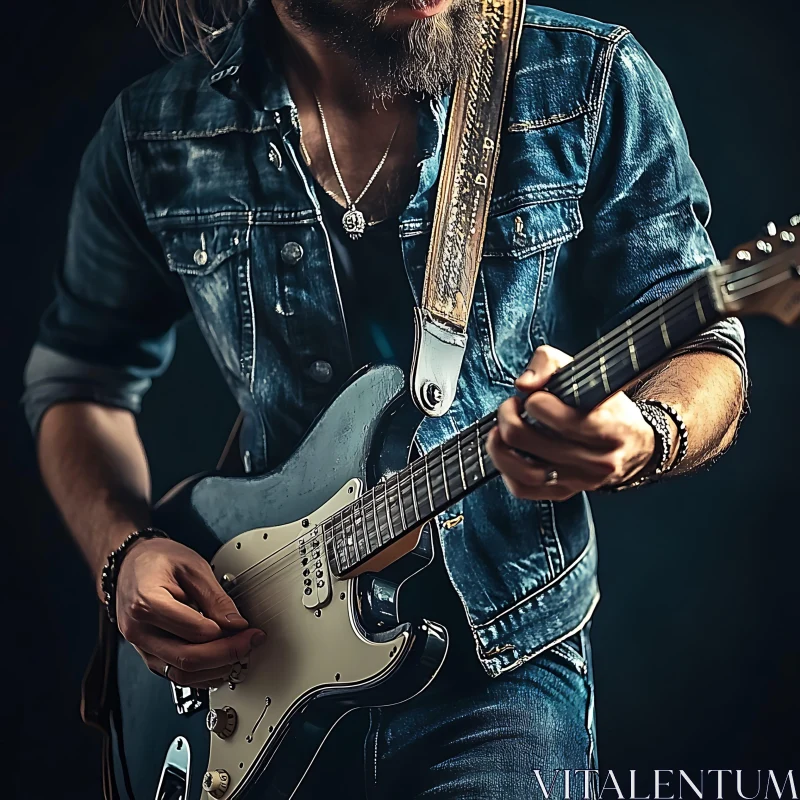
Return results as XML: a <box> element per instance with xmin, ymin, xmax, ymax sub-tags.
<box><xmin>111</xmin><ymin>364</ymin><xmax>448</xmax><ymax>800</ymax></box>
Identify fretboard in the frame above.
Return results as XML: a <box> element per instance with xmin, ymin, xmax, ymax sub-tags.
<box><xmin>547</xmin><ymin>274</ymin><xmax>721</xmax><ymax>409</ymax></box>
<box><xmin>325</xmin><ymin>272</ymin><xmax>721</xmax><ymax>576</ymax></box>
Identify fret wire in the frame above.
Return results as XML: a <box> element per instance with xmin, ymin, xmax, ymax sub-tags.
<box><xmin>424</xmin><ymin>456</ymin><xmax>434</xmax><ymax>510</ymax></box>
<box><xmin>598</xmin><ymin>335</ymin><xmax>610</xmax><ymax>394</ymax></box>
<box><xmin>549</xmin><ymin>287</ymin><xmax>713</xmax><ymax>404</ymax></box>
<box><xmin>333</xmin><ymin>513</ymin><xmax>350</xmax><ymax>569</ymax></box>
<box><xmin>343</xmin><ymin>511</ymin><xmax>358</xmax><ymax>566</ymax></box>
<box><xmin>383</xmin><ymin>481</ymin><xmax>395</xmax><ymax>540</ymax></box>
<box><xmin>693</xmin><ymin>282</ymin><xmax>706</xmax><ymax>325</ymax></box>
<box><xmin>354</xmin><ymin>499</ymin><xmax>371</xmax><ymax>556</ymax></box>
<box><xmin>348</xmin><ymin>507</ymin><xmax>362</xmax><ymax>562</ymax></box>
<box><xmin>396</xmin><ymin>471</ymin><xmax>407</xmax><ymax>530</ymax></box>
<box><xmin>476</xmin><ymin>425</ymin><xmax>486</xmax><ymax>478</ymax></box>
<box><xmin>359</xmin><ymin>499</ymin><xmax>372</xmax><ymax>555</ymax></box>
<box><xmin>456</xmin><ymin>434</ymin><xmax>467</xmax><ymax>490</ymax></box>
<box><xmin>370</xmin><ymin>488</ymin><xmax>383</xmax><ymax>546</ymax></box>
<box><xmin>439</xmin><ymin>446</ymin><xmax>451</xmax><ymax>501</ymax></box>
<box><xmin>626</xmin><ymin>318</ymin><xmax>639</xmax><ymax>372</ymax></box>
<box><xmin>549</xmin><ymin>280</ymin><xmax>711</xmax><ymax>398</ymax></box>
<box><xmin>409</xmin><ymin>460</ymin><xmax>420</xmax><ymax>519</ymax></box>
<box><xmin>658</xmin><ymin>299</ymin><xmax>671</xmax><ymax>348</ymax></box>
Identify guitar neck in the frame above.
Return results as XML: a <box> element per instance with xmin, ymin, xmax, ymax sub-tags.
<box><xmin>326</xmin><ymin>272</ymin><xmax>723</xmax><ymax>576</ymax></box>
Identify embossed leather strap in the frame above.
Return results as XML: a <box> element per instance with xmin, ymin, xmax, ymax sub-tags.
<box><xmin>411</xmin><ymin>0</ymin><xmax>526</xmax><ymax>417</ymax></box>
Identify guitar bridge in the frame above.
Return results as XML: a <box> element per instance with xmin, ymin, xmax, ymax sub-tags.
<box><xmin>171</xmin><ymin>682</ymin><xmax>205</xmax><ymax>716</ymax></box>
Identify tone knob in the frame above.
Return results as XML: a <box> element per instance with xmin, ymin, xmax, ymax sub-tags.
<box><xmin>206</xmin><ymin>706</ymin><xmax>237</xmax><ymax>739</ymax></box>
<box><xmin>203</xmin><ymin>769</ymin><xmax>230</xmax><ymax>798</ymax></box>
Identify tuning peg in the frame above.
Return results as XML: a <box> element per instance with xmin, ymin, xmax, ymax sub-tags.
<box><xmin>765</xmin><ymin>221</ymin><xmax>778</xmax><ymax>236</ymax></box>
<box><xmin>756</xmin><ymin>240</ymin><xmax>773</xmax><ymax>254</ymax></box>
<box><xmin>736</xmin><ymin>250</ymin><xmax>752</xmax><ymax>262</ymax></box>
<box><xmin>780</xmin><ymin>230</ymin><xmax>796</xmax><ymax>244</ymax></box>
<box><xmin>790</xmin><ymin>215</ymin><xmax>800</xmax><ymax>227</ymax></box>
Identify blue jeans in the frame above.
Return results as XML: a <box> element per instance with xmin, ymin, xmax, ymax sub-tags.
<box><xmin>296</xmin><ymin>627</ymin><xmax>598</xmax><ymax>800</ymax></box>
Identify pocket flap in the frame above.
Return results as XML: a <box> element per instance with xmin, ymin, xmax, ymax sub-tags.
<box><xmin>160</xmin><ymin>224</ymin><xmax>248</xmax><ymax>276</ymax></box>
<box><xmin>483</xmin><ymin>199</ymin><xmax>583</xmax><ymax>259</ymax></box>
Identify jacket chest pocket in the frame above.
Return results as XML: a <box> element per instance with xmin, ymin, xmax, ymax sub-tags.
<box><xmin>474</xmin><ymin>199</ymin><xmax>583</xmax><ymax>385</ymax></box>
<box><xmin>157</xmin><ymin>221</ymin><xmax>255</xmax><ymax>385</ymax></box>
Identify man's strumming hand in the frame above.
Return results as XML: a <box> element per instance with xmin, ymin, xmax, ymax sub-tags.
<box><xmin>115</xmin><ymin>537</ymin><xmax>266</xmax><ymax>689</ymax></box>
<box><xmin>486</xmin><ymin>345</ymin><xmax>658</xmax><ymax>502</ymax></box>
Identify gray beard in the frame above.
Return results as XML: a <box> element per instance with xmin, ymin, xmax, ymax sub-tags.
<box><xmin>281</xmin><ymin>0</ymin><xmax>481</xmax><ymax>102</ymax></box>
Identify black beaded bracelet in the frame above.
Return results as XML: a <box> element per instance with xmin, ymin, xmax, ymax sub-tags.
<box><xmin>643</xmin><ymin>399</ymin><xmax>689</xmax><ymax>472</ymax></box>
<box><xmin>101</xmin><ymin>527</ymin><xmax>169</xmax><ymax>624</ymax></box>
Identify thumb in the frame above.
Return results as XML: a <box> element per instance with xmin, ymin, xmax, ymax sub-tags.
<box><xmin>181</xmin><ymin>562</ymin><xmax>250</xmax><ymax>631</ymax></box>
<box><xmin>515</xmin><ymin>345</ymin><xmax>573</xmax><ymax>395</ymax></box>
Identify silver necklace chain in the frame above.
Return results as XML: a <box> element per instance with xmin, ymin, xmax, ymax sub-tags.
<box><xmin>314</xmin><ymin>93</ymin><xmax>399</xmax><ymax>240</ymax></box>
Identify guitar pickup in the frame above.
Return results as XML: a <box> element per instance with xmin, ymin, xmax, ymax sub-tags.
<box><xmin>300</xmin><ymin>529</ymin><xmax>331</xmax><ymax>610</ymax></box>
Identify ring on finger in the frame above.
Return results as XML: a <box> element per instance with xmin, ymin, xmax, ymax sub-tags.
<box><xmin>544</xmin><ymin>469</ymin><xmax>559</xmax><ymax>486</ymax></box>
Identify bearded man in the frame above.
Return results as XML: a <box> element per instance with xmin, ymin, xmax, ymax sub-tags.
<box><xmin>23</xmin><ymin>0</ymin><xmax>746</xmax><ymax>796</ymax></box>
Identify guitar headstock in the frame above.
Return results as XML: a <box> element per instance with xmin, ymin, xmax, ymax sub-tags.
<box><xmin>712</xmin><ymin>216</ymin><xmax>800</xmax><ymax>326</ymax></box>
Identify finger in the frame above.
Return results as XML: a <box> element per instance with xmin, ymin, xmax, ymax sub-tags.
<box><xmin>125</xmin><ymin>585</ymin><xmax>224</xmax><ymax>644</ymax></box>
<box><xmin>141</xmin><ymin>651</ymin><xmax>239</xmax><ymax>688</ymax></box>
<box><xmin>486</xmin><ymin>429</ymin><xmax>603</xmax><ymax>491</ymax></box>
<box><xmin>136</xmin><ymin>624</ymin><xmax>266</xmax><ymax>673</ymax></box>
<box><xmin>500</xmin><ymin>472</ymin><xmax>577</xmax><ymax>503</ymax></box>
<box><xmin>493</xmin><ymin>403</ymin><xmax>617</xmax><ymax>479</ymax></box>
<box><xmin>176</xmin><ymin>559</ymin><xmax>250</xmax><ymax>631</ymax></box>
<box><xmin>524</xmin><ymin>392</ymin><xmax>627</xmax><ymax>449</ymax></box>
<box><xmin>515</xmin><ymin>345</ymin><xmax>574</xmax><ymax>393</ymax></box>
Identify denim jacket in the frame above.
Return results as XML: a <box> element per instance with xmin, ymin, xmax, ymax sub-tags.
<box><xmin>24</xmin><ymin>2</ymin><xmax>746</xmax><ymax>676</ymax></box>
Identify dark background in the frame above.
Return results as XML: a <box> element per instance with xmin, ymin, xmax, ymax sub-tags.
<box><xmin>4</xmin><ymin>0</ymin><xmax>798</xmax><ymax>797</ymax></box>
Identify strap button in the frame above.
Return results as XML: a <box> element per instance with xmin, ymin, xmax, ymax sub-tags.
<box><xmin>281</xmin><ymin>242</ymin><xmax>304</xmax><ymax>265</ymax></box>
<box><xmin>307</xmin><ymin>360</ymin><xmax>333</xmax><ymax>384</ymax></box>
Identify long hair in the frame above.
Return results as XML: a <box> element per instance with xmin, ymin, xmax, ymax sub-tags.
<box><xmin>132</xmin><ymin>0</ymin><xmax>247</xmax><ymax>57</ymax></box>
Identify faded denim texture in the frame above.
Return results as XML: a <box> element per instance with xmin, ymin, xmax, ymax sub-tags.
<box><xmin>24</xmin><ymin>2</ymin><xmax>746</xmax><ymax>677</ymax></box>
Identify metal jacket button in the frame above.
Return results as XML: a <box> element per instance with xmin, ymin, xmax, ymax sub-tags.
<box><xmin>281</xmin><ymin>242</ymin><xmax>303</xmax><ymax>265</ymax></box>
<box><xmin>307</xmin><ymin>360</ymin><xmax>333</xmax><ymax>384</ymax></box>
<box><xmin>193</xmin><ymin>249</ymin><xmax>209</xmax><ymax>266</ymax></box>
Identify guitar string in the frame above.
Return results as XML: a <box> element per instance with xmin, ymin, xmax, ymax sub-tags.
<box><xmin>548</xmin><ymin>244</ymin><xmax>791</xmax><ymax>392</ymax></box>
<box><xmin>235</xmin><ymin>444</ymin><xmax>487</xmax><ymax>623</ymax></box>
<box><xmin>223</xmin><ymin>256</ymin><xmax>792</xmax><ymax>604</ymax></box>
<box><xmin>226</xmin><ymin>430</ymin><xmax>490</xmax><ymax>605</ymax></box>
<box><xmin>218</xmin><ymin>254</ymin><xmax>800</xmax><ymax>626</ymax></box>
<box><xmin>224</xmin><ymin>291</ymin><xmax>713</xmax><ymax>606</ymax></box>
<box><xmin>547</xmin><ymin>281</ymin><xmax>705</xmax><ymax>395</ymax></box>
<box><xmin>546</xmin><ymin>284</ymin><xmax>711</xmax><ymax>397</ymax></box>
<box><xmin>225</xmin><ymin>284</ymin><xmax>709</xmax><ymax>600</ymax></box>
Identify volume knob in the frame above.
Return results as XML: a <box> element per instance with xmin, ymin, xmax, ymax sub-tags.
<box><xmin>206</xmin><ymin>706</ymin><xmax>237</xmax><ymax>739</ymax></box>
<box><xmin>203</xmin><ymin>769</ymin><xmax>230</xmax><ymax>798</ymax></box>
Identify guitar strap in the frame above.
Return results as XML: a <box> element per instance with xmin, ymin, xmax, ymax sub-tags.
<box><xmin>410</xmin><ymin>0</ymin><xmax>526</xmax><ymax>417</ymax></box>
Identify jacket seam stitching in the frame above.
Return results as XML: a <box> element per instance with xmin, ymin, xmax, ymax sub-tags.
<box><xmin>475</xmin><ymin>531</ymin><xmax>595</xmax><ymax>630</ymax></box>
<box><xmin>522</xmin><ymin>22</ymin><xmax>629</xmax><ymax>44</ymax></box>
<box><xmin>131</xmin><ymin>124</ymin><xmax>276</xmax><ymax>140</ymax></box>
<box><xmin>117</xmin><ymin>93</ymin><xmax>149</xmax><ymax>227</ymax></box>
<box><xmin>488</xmin><ymin>593</ymin><xmax>600</xmax><ymax>676</ymax></box>
<box><xmin>586</xmin><ymin>33</ymin><xmax>629</xmax><ymax>172</ymax></box>
<box><xmin>508</xmin><ymin>103</ymin><xmax>595</xmax><ymax>133</ymax></box>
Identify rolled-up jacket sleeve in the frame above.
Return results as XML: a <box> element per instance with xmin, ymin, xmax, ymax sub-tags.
<box><xmin>559</xmin><ymin>34</ymin><xmax>747</xmax><ymax>385</ymax></box>
<box><xmin>23</xmin><ymin>97</ymin><xmax>188</xmax><ymax>435</ymax></box>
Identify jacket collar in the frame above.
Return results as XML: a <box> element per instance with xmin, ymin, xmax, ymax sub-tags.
<box><xmin>207</xmin><ymin>0</ymin><xmax>294</xmax><ymax>113</ymax></box>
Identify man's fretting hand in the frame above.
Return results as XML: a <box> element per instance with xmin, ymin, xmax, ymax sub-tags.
<box><xmin>115</xmin><ymin>537</ymin><xmax>266</xmax><ymax>688</ymax></box>
<box><xmin>485</xmin><ymin>345</ymin><xmax>657</xmax><ymax>502</ymax></box>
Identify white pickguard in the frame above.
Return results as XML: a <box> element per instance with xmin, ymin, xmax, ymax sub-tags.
<box><xmin>203</xmin><ymin>479</ymin><xmax>409</xmax><ymax>799</ymax></box>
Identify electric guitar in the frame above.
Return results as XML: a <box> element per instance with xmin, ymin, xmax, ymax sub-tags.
<box><xmin>95</xmin><ymin>219</ymin><xmax>800</xmax><ymax>800</ymax></box>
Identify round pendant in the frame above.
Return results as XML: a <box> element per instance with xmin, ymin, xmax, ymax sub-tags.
<box><xmin>342</xmin><ymin>206</ymin><xmax>366</xmax><ymax>240</ymax></box>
